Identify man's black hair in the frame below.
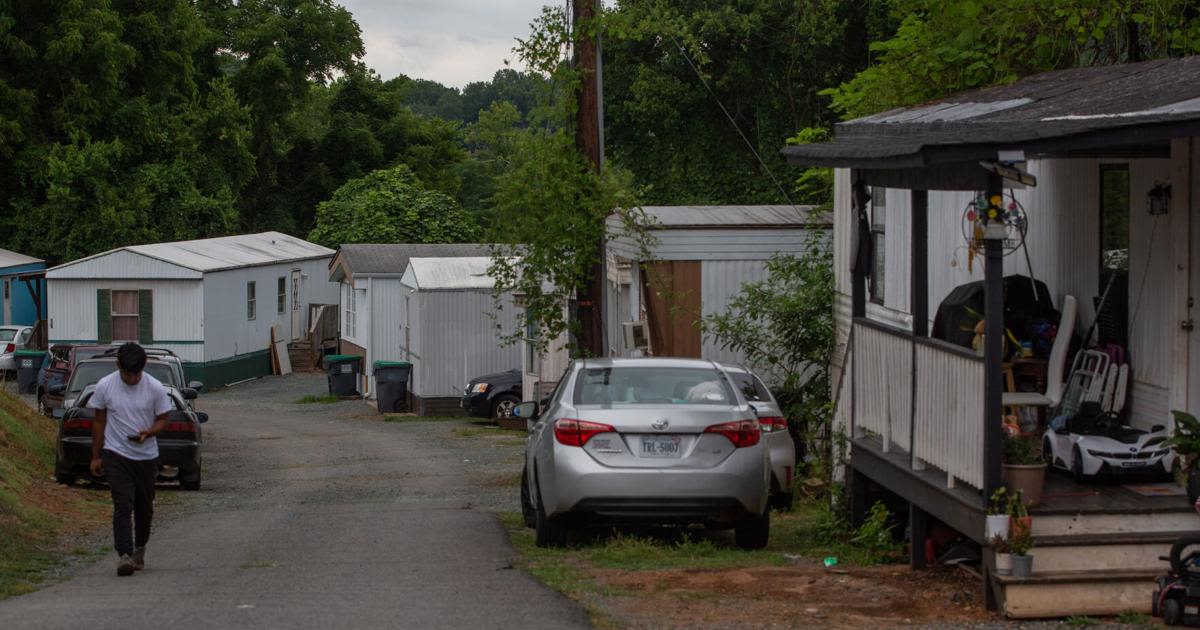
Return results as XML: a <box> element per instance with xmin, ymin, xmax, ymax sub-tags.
<box><xmin>117</xmin><ymin>342</ymin><xmax>147</xmax><ymax>373</ymax></box>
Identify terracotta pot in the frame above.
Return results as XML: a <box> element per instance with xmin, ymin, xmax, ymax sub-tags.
<box><xmin>1002</xmin><ymin>464</ymin><xmax>1047</xmax><ymax>507</ymax></box>
<box><xmin>1011</xmin><ymin>554</ymin><xmax>1033</xmax><ymax>579</ymax></box>
<box><xmin>995</xmin><ymin>552</ymin><xmax>1013</xmax><ymax>576</ymax></box>
<box><xmin>985</xmin><ymin>514</ymin><xmax>1010</xmax><ymax>541</ymax></box>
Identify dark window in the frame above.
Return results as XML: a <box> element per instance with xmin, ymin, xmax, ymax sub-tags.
<box><xmin>731</xmin><ymin>373</ymin><xmax>773</xmax><ymax>403</ymax></box>
<box><xmin>277</xmin><ymin>277</ymin><xmax>286</xmax><ymax>315</ymax></box>
<box><xmin>1098</xmin><ymin>164</ymin><xmax>1130</xmax><ymax>346</ymax></box>
<box><xmin>870</xmin><ymin>186</ymin><xmax>886</xmax><ymax>304</ymax></box>
<box><xmin>247</xmin><ymin>282</ymin><xmax>256</xmax><ymax>321</ymax></box>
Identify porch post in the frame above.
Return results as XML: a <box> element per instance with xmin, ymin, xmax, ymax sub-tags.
<box><xmin>910</xmin><ymin>190</ymin><xmax>928</xmax><ymax>471</ymax></box>
<box><xmin>982</xmin><ymin>174</ymin><xmax>1005</xmax><ymax>504</ymax></box>
<box><xmin>851</xmin><ymin>174</ymin><xmax>870</xmax><ymax>319</ymax></box>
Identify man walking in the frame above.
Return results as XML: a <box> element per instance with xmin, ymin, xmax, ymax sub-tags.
<box><xmin>89</xmin><ymin>342</ymin><xmax>173</xmax><ymax>576</ymax></box>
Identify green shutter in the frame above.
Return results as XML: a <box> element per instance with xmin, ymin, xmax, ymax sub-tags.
<box><xmin>138</xmin><ymin>289</ymin><xmax>153</xmax><ymax>344</ymax></box>
<box><xmin>97</xmin><ymin>289</ymin><xmax>112</xmax><ymax>343</ymax></box>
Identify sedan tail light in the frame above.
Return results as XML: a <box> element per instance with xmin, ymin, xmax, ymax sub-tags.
<box><xmin>705</xmin><ymin>420</ymin><xmax>761</xmax><ymax>448</ymax></box>
<box><xmin>3</xmin><ymin>343</ymin><xmax>12</xmax><ymax>354</ymax></box>
<box><xmin>553</xmin><ymin>418</ymin><xmax>614</xmax><ymax>447</ymax></box>
<box><xmin>63</xmin><ymin>418</ymin><xmax>92</xmax><ymax>432</ymax></box>
<box><xmin>758</xmin><ymin>416</ymin><xmax>788</xmax><ymax>433</ymax></box>
<box><xmin>165</xmin><ymin>421</ymin><xmax>196</xmax><ymax>433</ymax></box>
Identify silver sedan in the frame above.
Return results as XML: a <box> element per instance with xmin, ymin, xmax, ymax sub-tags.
<box><xmin>720</xmin><ymin>364</ymin><xmax>796</xmax><ymax>511</ymax></box>
<box><xmin>517</xmin><ymin>358</ymin><xmax>771</xmax><ymax>549</ymax></box>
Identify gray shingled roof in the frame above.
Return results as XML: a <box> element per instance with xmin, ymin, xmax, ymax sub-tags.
<box><xmin>783</xmin><ymin>56</ymin><xmax>1200</xmax><ymax>168</ymax></box>
<box><xmin>334</xmin><ymin>243</ymin><xmax>494</xmax><ymax>276</ymax></box>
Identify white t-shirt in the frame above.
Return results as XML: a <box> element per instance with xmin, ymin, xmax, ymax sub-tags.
<box><xmin>87</xmin><ymin>371</ymin><xmax>173</xmax><ymax>461</ymax></box>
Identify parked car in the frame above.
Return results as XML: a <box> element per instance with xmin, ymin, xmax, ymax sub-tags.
<box><xmin>518</xmin><ymin>358</ymin><xmax>771</xmax><ymax>549</ymax></box>
<box><xmin>0</xmin><ymin>325</ymin><xmax>34</xmax><ymax>372</ymax></box>
<box><xmin>95</xmin><ymin>346</ymin><xmax>204</xmax><ymax>406</ymax></box>
<box><xmin>38</xmin><ymin>344</ymin><xmax>116</xmax><ymax>415</ymax></box>
<box><xmin>48</xmin><ymin>357</ymin><xmax>194</xmax><ymax>413</ymax></box>
<box><xmin>54</xmin><ymin>385</ymin><xmax>206</xmax><ymax>490</ymax></box>
<box><xmin>462</xmin><ymin>369</ymin><xmax>522</xmax><ymax>419</ymax></box>
<box><xmin>720</xmin><ymin>364</ymin><xmax>796</xmax><ymax>511</ymax></box>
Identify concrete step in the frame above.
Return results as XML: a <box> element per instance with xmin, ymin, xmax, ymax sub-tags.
<box><xmin>1029</xmin><ymin>531</ymin><xmax>1182</xmax><ymax>572</ymax></box>
<box><xmin>997</xmin><ymin>569</ymin><xmax>1158</xmax><ymax>618</ymax></box>
<box><xmin>1032</xmin><ymin>510</ymin><xmax>1200</xmax><ymax>536</ymax></box>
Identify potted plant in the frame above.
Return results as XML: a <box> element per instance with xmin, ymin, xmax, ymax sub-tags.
<box><xmin>991</xmin><ymin>533</ymin><xmax>1013</xmax><ymax>576</ymax></box>
<box><xmin>1009</xmin><ymin>526</ymin><xmax>1034</xmax><ymax>579</ymax></box>
<box><xmin>1002</xmin><ymin>435</ymin><xmax>1046</xmax><ymax>507</ymax></box>
<box><xmin>1007</xmin><ymin>489</ymin><xmax>1032</xmax><ymax>540</ymax></box>
<box><xmin>985</xmin><ymin>487</ymin><xmax>1010</xmax><ymax>541</ymax></box>
<box><xmin>1168</xmin><ymin>410</ymin><xmax>1200</xmax><ymax>504</ymax></box>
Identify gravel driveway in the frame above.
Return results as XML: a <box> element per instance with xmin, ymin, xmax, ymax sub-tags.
<box><xmin>0</xmin><ymin>373</ymin><xmax>588</xmax><ymax>629</ymax></box>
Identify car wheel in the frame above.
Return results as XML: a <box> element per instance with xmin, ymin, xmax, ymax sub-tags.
<box><xmin>734</xmin><ymin>509</ymin><xmax>771</xmax><ymax>550</ymax></box>
<box><xmin>520</xmin><ymin>468</ymin><xmax>537</xmax><ymax>529</ymax></box>
<box><xmin>534</xmin><ymin>484</ymin><xmax>568</xmax><ymax>548</ymax></box>
<box><xmin>180</xmin><ymin>473</ymin><xmax>201</xmax><ymax>491</ymax></box>
<box><xmin>1164</xmin><ymin>598</ymin><xmax>1183</xmax><ymax>626</ymax></box>
<box><xmin>1042</xmin><ymin>437</ymin><xmax>1056</xmax><ymax>468</ymax></box>
<box><xmin>770</xmin><ymin>491</ymin><xmax>794</xmax><ymax>512</ymax></box>
<box><xmin>54</xmin><ymin>471</ymin><xmax>76</xmax><ymax>486</ymax></box>
<box><xmin>1071</xmin><ymin>445</ymin><xmax>1086</xmax><ymax>483</ymax></box>
<box><xmin>491</xmin><ymin>394</ymin><xmax>520</xmax><ymax>420</ymax></box>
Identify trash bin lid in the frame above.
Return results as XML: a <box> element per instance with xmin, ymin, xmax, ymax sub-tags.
<box><xmin>14</xmin><ymin>349</ymin><xmax>46</xmax><ymax>358</ymax></box>
<box><xmin>373</xmin><ymin>360</ymin><xmax>413</xmax><ymax>370</ymax></box>
<box><xmin>324</xmin><ymin>354</ymin><xmax>361</xmax><ymax>363</ymax></box>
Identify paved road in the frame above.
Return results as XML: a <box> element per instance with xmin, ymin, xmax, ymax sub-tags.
<box><xmin>0</xmin><ymin>374</ymin><xmax>589</xmax><ymax>630</ymax></box>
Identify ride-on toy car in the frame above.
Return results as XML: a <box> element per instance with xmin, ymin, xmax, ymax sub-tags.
<box><xmin>1153</xmin><ymin>506</ymin><xmax>1200</xmax><ymax>626</ymax></box>
<box><xmin>1043</xmin><ymin>401</ymin><xmax>1173</xmax><ymax>481</ymax></box>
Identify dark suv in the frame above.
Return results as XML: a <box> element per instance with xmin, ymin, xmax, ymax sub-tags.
<box><xmin>461</xmin><ymin>369</ymin><xmax>522</xmax><ymax>419</ymax></box>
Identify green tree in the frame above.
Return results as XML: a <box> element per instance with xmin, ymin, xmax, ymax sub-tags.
<box><xmin>307</xmin><ymin>164</ymin><xmax>479</xmax><ymax>247</ymax></box>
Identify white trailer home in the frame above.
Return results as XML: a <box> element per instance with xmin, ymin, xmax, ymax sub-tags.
<box><xmin>604</xmin><ymin>205</ymin><xmax>830</xmax><ymax>363</ymax></box>
<box><xmin>46</xmin><ymin>232</ymin><xmax>338</xmax><ymax>387</ymax></box>
<box><xmin>785</xmin><ymin>57</ymin><xmax>1200</xmax><ymax>618</ymax></box>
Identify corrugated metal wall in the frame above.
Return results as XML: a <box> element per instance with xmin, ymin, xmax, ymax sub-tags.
<box><xmin>700</xmin><ymin>260</ymin><xmax>771</xmax><ymax>364</ymax></box>
<box><xmin>48</xmin><ymin>279</ymin><xmax>204</xmax><ymax>362</ymax></box>
<box><xmin>608</xmin><ymin>224</ymin><xmax>819</xmax><ymax>261</ymax></box>
<box><xmin>409</xmin><ymin>289</ymin><xmax>521</xmax><ymax>397</ymax></box>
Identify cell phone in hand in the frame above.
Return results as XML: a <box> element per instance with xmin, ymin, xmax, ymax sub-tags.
<box><xmin>127</xmin><ymin>434</ymin><xmax>141</xmax><ymax>442</ymax></box>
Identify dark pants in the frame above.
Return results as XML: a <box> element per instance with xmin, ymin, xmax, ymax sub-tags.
<box><xmin>102</xmin><ymin>450</ymin><xmax>157</xmax><ymax>557</ymax></box>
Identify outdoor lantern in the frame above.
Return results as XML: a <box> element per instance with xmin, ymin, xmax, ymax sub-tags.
<box><xmin>1147</xmin><ymin>181</ymin><xmax>1171</xmax><ymax>215</ymax></box>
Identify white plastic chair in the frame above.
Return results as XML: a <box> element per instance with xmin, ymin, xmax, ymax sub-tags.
<box><xmin>1002</xmin><ymin>295</ymin><xmax>1077</xmax><ymax>408</ymax></box>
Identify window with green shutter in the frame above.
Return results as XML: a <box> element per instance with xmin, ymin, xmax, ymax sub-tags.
<box><xmin>97</xmin><ymin>289</ymin><xmax>112</xmax><ymax>343</ymax></box>
<box><xmin>138</xmin><ymin>289</ymin><xmax>153</xmax><ymax>344</ymax></box>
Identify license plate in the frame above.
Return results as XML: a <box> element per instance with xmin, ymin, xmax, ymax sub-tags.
<box><xmin>340</xmin><ymin>364</ymin><xmax>352</xmax><ymax>374</ymax></box>
<box><xmin>1120</xmin><ymin>461</ymin><xmax>1147</xmax><ymax>468</ymax></box>
<box><xmin>20</xmin><ymin>359</ymin><xmax>32</xmax><ymax>368</ymax></box>
<box><xmin>640</xmin><ymin>435</ymin><xmax>682</xmax><ymax>458</ymax></box>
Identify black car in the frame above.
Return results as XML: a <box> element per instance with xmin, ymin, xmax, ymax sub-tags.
<box><xmin>461</xmin><ymin>369</ymin><xmax>522</xmax><ymax>419</ymax></box>
<box><xmin>54</xmin><ymin>382</ymin><xmax>207</xmax><ymax>491</ymax></box>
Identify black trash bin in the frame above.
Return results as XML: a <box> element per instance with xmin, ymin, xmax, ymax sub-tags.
<box><xmin>373</xmin><ymin>361</ymin><xmax>412</xmax><ymax>413</ymax></box>
<box><xmin>324</xmin><ymin>354</ymin><xmax>362</xmax><ymax>396</ymax></box>
<box><xmin>14</xmin><ymin>349</ymin><xmax>45</xmax><ymax>395</ymax></box>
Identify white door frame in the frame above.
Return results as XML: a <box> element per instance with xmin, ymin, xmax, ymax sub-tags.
<box><xmin>1</xmin><ymin>278</ymin><xmax>10</xmax><ymax>325</ymax></box>
<box><xmin>291</xmin><ymin>269</ymin><xmax>303</xmax><ymax>341</ymax></box>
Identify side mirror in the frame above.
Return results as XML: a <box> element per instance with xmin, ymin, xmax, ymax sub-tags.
<box><xmin>196</xmin><ymin>412</ymin><xmax>209</xmax><ymax>424</ymax></box>
<box><xmin>48</xmin><ymin>384</ymin><xmax>65</xmax><ymax>396</ymax></box>
<box><xmin>181</xmin><ymin>388</ymin><xmax>199</xmax><ymax>400</ymax></box>
<box><xmin>188</xmin><ymin>381</ymin><xmax>205</xmax><ymax>393</ymax></box>
<box><xmin>513</xmin><ymin>402</ymin><xmax>539</xmax><ymax>419</ymax></box>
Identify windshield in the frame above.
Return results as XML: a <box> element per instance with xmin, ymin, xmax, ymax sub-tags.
<box><xmin>73</xmin><ymin>348</ymin><xmax>111</xmax><ymax>363</ymax></box>
<box><xmin>67</xmin><ymin>362</ymin><xmax>176</xmax><ymax>396</ymax></box>
<box><xmin>0</xmin><ymin>329</ymin><xmax>16</xmax><ymax>342</ymax></box>
<box><xmin>574</xmin><ymin>367</ymin><xmax>735</xmax><ymax>406</ymax></box>
<box><xmin>729</xmin><ymin>372</ymin><xmax>773</xmax><ymax>403</ymax></box>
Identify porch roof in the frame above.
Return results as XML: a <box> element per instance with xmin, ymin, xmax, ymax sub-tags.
<box><xmin>784</xmin><ymin>56</ymin><xmax>1200</xmax><ymax>176</ymax></box>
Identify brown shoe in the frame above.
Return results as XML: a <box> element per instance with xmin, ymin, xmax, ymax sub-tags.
<box><xmin>117</xmin><ymin>554</ymin><xmax>135</xmax><ymax>576</ymax></box>
<box><xmin>132</xmin><ymin>547</ymin><xmax>146</xmax><ymax>571</ymax></box>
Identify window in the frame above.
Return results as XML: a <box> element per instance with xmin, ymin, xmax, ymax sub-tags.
<box><xmin>3</xmin><ymin>279</ymin><xmax>8</xmax><ymax>300</ymax></box>
<box><xmin>112</xmin><ymin>290</ymin><xmax>140</xmax><ymax>342</ymax></box>
<box><xmin>343</xmin><ymin>283</ymin><xmax>356</xmax><ymax>339</ymax></box>
<box><xmin>525</xmin><ymin>319</ymin><xmax>539</xmax><ymax>376</ymax></box>
<box><xmin>573</xmin><ymin>367</ymin><xmax>735</xmax><ymax>406</ymax></box>
<box><xmin>277</xmin><ymin>277</ymin><xmax>286</xmax><ymax>315</ymax></box>
<box><xmin>247</xmin><ymin>281</ymin><xmax>256</xmax><ymax>321</ymax></box>
<box><xmin>869</xmin><ymin>186</ymin><xmax>886</xmax><ymax>304</ymax></box>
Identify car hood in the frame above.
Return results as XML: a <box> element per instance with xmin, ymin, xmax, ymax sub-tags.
<box><xmin>1075</xmin><ymin>430</ymin><xmax>1168</xmax><ymax>451</ymax></box>
<box><xmin>468</xmin><ymin>369</ymin><xmax>521</xmax><ymax>386</ymax></box>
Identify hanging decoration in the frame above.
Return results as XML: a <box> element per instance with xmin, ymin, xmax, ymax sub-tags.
<box><xmin>963</xmin><ymin>190</ymin><xmax>1028</xmax><ymax>272</ymax></box>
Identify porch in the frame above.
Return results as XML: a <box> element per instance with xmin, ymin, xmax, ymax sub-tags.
<box><xmin>784</xmin><ymin>58</ymin><xmax>1200</xmax><ymax>618</ymax></box>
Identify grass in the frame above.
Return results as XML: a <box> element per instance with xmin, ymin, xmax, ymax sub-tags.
<box><xmin>1064</xmin><ymin>616</ymin><xmax>1100</xmax><ymax>627</ymax></box>
<box><xmin>294</xmin><ymin>394</ymin><xmax>342</xmax><ymax>404</ymax></box>
<box><xmin>453</xmin><ymin>427</ymin><xmax>495</xmax><ymax>438</ymax></box>
<box><xmin>0</xmin><ymin>389</ymin><xmax>108</xmax><ymax>600</ymax></box>
<box><xmin>240</xmin><ymin>560</ymin><xmax>278</xmax><ymax>569</ymax></box>
<box><xmin>1115</xmin><ymin>611</ymin><xmax>1152</xmax><ymax>627</ymax></box>
<box><xmin>383</xmin><ymin>415</ymin><xmax>469</xmax><ymax>423</ymax></box>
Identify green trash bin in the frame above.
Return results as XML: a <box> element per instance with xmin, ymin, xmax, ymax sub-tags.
<box><xmin>14</xmin><ymin>349</ymin><xmax>45</xmax><ymax>395</ymax></box>
<box><xmin>374</xmin><ymin>361</ymin><xmax>412</xmax><ymax>413</ymax></box>
<box><xmin>324</xmin><ymin>355</ymin><xmax>362</xmax><ymax>396</ymax></box>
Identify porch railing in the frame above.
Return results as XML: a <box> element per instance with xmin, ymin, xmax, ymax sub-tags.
<box><xmin>852</xmin><ymin>318</ymin><xmax>985</xmax><ymax>491</ymax></box>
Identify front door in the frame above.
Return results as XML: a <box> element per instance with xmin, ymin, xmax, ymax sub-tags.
<box><xmin>2</xmin><ymin>278</ymin><xmax>9</xmax><ymax>325</ymax></box>
<box><xmin>291</xmin><ymin>269</ymin><xmax>303</xmax><ymax>341</ymax></box>
<box><xmin>1190</xmin><ymin>198</ymin><xmax>1200</xmax><ymax>416</ymax></box>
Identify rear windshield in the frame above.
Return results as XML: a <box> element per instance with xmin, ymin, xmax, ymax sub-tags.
<box><xmin>68</xmin><ymin>362</ymin><xmax>175</xmax><ymax>396</ymax></box>
<box><xmin>574</xmin><ymin>367</ymin><xmax>735</xmax><ymax>406</ymax></box>
<box><xmin>73</xmin><ymin>348</ymin><xmax>111</xmax><ymax>363</ymax></box>
<box><xmin>0</xmin><ymin>329</ymin><xmax>16</xmax><ymax>342</ymax></box>
<box><xmin>729</xmin><ymin>372</ymin><xmax>773</xmax><ymax>403</ymax></box>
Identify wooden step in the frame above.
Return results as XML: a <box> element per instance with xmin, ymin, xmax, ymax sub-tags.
<box><xmin>1033</xmin><ymin>509</ymin><xmax>1200</xmax><ymax>536</ymax></box>
<box><xmin>1028</xmin><ymin>531</ymin><xmax>1184</xmax><ymax>572</ymax></box>
<box><xmin>997</xmin><ymin>569</ymin><xmax>1159</xmax><ymax>618</ymax></box>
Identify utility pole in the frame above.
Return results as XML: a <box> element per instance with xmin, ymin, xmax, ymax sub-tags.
<box><xmin>573</xmin><ymin>0</ymin><xmax>606</xmax><ymax>357</ymax></box>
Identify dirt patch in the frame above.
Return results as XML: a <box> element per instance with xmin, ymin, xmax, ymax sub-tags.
<box><xmin>590</xmin><ymin>562</ymin><xmax>986</xmax><ymax>628</ymax></box>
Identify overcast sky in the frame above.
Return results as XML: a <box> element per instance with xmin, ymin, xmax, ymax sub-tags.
<box><xmin>338</xmin><ymin>0</ymin><xmax>552</xmax><ymax>88</ymax></box>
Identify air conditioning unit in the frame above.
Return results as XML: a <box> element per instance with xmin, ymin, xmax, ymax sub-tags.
<box><xmin>622</xmin><ymin>320</ymin><xmax>651</xmax><ymax>355</ymax></box>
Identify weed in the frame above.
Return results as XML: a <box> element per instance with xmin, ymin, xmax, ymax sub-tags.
<box><xmin>241</xmin><ymin>560</ymin><xmax>278</xmax><ymax>569</ymax></box>
<box><xmin>294</xmin><ymin>394</ymin><xmax>341</xmax><ymax>404</ymax></box>
<box><xmin>1064</xmin><ymin>616</ymin><xmax>1099</xmax><ymax>627</ymax></box>
<box><xmin>1116</xmin><ymin>611</ymin><xmax>1151</xmax><ymax>627</ymax></box>
<box><xmin>383</xmin><ymin>415</ymin><xmax>465</xmax><ymax>423</ymax></box>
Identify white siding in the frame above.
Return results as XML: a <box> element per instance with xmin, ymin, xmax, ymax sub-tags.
<box><xmin>608</xmin><ymin>225</ymin><xmax>821</xmax><ymax>261</ymax></box>
<box><xmin>363</xmin><ymin>278</ymin><xmax>407</xmax><ymax>394</ymax></box>
<box><xmin>700</xmin><ymin>260</ymin><xmax>771</xmax><ymax>365</ymax></box>
<box><xmin>47</xmin><ymin>279</ymin><xmax>204</xmax><ymax>362</ymax></box>
<box><xmin>47</xmin><ymin>250</ymin><xmax>200</xmax><ymax>280</ymax></box>
<box><xmin>409</xmin><ymin>289</ymin><xmax>521</xmax><ymax>398</ymax></box>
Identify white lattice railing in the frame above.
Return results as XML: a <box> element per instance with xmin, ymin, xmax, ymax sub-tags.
<box><xmin>852</xmin><ymin>321</ymin><xmax>913</xmax><ymax>452</ymax></box>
